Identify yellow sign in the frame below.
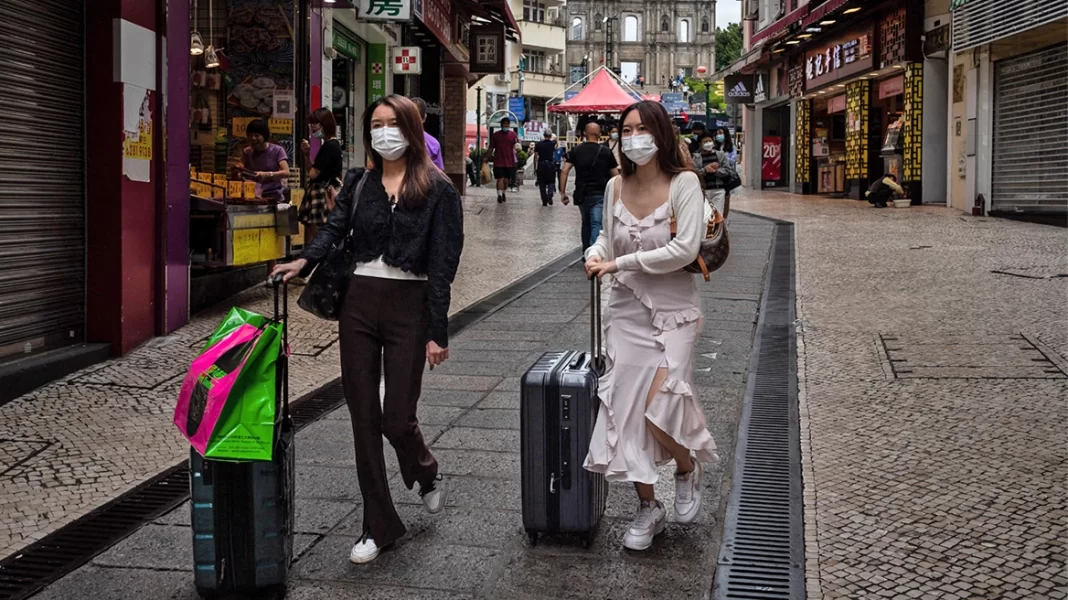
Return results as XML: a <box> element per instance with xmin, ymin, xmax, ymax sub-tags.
<box><xmin>232</xmin><ymin>117</ymin><xmax>294</xmax><ymax>138</ymax></box>
<box><xmin>232</xmin><ymin>227</ymin><xmax>285</xmax><ymax>266</ymax></box>
<box><xmin>123</xmin><ymin>121</ymin><xmax>153</xmax><ymax>160</ymax></box>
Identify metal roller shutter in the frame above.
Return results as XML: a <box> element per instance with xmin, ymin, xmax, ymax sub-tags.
<box><xmin>0</xmin><ymin>0</ymin><xmax>85</xmax><ymax>358</ymax></box>
<box><xmin>991</xmin><ymin>43</ymin><xmax>1068</xmax><ymax>214</ymax></box>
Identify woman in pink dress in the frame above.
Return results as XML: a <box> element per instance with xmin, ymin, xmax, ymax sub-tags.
<box><xmin>584</xmin><ymin>100</ymin><xmax>718</xmax><ymax>551</ymax></box>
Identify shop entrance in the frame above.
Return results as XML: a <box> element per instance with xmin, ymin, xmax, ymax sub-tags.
<box><xmin>331</xmin><ymin>23</ymin><xmax>366</xmax><ymax>171</ymax></box>
<box><xmin>760</xmin><ymin>104</ymin><xmax>791</xmax><ymax>189</ymax></box>
<box><xmin>811</xmin><ymin>95</ymin><xmax>848</xmax><ymax>195</ymax></box>
<box><xmin>0</xmin><ymin>1</ymin><xmax>86</xmax><ymax>359</ymax></box>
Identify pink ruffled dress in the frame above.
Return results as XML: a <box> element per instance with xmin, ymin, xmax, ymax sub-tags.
<box><xmin>583</xmin><ymin>198</ymin><xmax>718</xmax><ymax>484</ymax></box>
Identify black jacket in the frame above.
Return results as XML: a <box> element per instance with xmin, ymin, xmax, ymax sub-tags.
<box><xmin>300</xmin><ymin>168</ymin><xmax>464</xmax><ymax>347</ymax></box>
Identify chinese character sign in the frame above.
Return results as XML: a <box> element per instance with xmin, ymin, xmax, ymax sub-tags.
<box><xmin>367</xmin><ymin>44</ymin><xmax>387</xmax><ymax>105</ymax></box>
<box><xmin>392</xmin><ymin>47</ymin><xmax>422</xmax><ymax>75</ymax></box>
<box><xmin>358</xmin><ymin>0</ymin><xmax>411</xmax><ymax>21</ymax></box>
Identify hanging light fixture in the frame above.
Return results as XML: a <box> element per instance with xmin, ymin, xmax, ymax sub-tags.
<box><xmin>190</xmin><ymin>0</ymin><xmax>204</xmax><ymax>55</ymax></box>
<box><xmin>204</xmin><ymin>0</ymin><xmax>219</xmax><ymax>68</ymax></box>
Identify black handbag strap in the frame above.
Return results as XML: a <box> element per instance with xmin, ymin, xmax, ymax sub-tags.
<box><xmin>346</xmin><ymin>170</ymin><xmax>371</xmax><ymax>236</ymax></box>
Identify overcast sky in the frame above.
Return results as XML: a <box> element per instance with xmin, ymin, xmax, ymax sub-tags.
<box><xmin>717</xmin><ymin>0</ymin><xmax>742</xmax><ymax>27</ymax></box>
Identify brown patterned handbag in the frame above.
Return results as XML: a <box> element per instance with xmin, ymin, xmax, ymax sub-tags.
<box><xmin>670</xmin><ymin>200</ymin><xmax>730</xmax><ymax>282</ymax></box>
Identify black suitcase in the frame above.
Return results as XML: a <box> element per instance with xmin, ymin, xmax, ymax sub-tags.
<box><xmin>521</xmin><ymin>277</ymin><xmax>608</xmax><ymax>548</ymax></box>
<box><xmin>189</xmin><ymin>277</ymin><xmax>295</xmax><ymax>599</ymax></box>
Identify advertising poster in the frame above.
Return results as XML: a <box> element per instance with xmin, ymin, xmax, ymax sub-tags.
<box><xmin>367</xmin><ymin>44</ymin><xmax>387</xmax><ymax>105</ymax></box>
<box><xmin>762</xmin><ymin>136</ymin><xmax>782</xmax><ymax>184</ymax></box>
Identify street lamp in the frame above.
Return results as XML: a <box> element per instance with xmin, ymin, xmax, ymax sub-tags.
<box><xmin>603</xmin><ymin>16</ymin><xmax>619</xmax><ymax>72</ymax></box>
<box><xmin>475</xmin><ymin>85</ymin><xmax>483</xmax><ymax>187</ymax></box>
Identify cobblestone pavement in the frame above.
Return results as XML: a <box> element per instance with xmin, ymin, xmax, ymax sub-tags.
<box><xmin>0</xmin><ymin>183</ymin><xmax>580</xmax><ymax>560</ymax></box>
<box><xmin>33</xmin><ymin>214</ymin><xmax>777</xmax><ymax>599</ymax></box>
<box><xmin>730</xmin><ymin>190</ymin><xmax>1068</xmax><ymax>599</ymax></box>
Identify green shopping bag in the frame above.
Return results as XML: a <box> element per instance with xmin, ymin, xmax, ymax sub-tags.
<box><xmin>192</xmin><ymin>307</ymin><xmax>283</xmax><ymax>461</ymax></box>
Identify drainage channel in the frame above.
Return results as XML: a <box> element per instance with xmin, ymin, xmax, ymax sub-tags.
<box><xmin>712</xmin><ymin>222</ymin><xmax>805</xmax><ymax>599</ymax></box>
<box><xmin>0</xmin><ymin>249</ymin><xmax>582</xmax><ymax>600</ymax></box>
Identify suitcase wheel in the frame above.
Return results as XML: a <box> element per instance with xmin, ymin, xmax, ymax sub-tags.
<box><xmin>526</xmin><ymin>529</ymin><xmax>538</xmax><ymax>547</ymax></box>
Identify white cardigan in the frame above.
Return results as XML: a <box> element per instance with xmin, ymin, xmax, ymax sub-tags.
<box><xmin>585</xmin><ymin>172</ymin><xmax>706</xmax><ymax>274</ymax></box>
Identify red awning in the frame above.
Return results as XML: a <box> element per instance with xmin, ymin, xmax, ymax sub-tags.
<box><xmin>549</xmin><ymin>69</ymin><xmax>639</xmax><ymax>113</ymax></box>
<box><xmin>750</xmin><ymin>4</ymin><xmax>810</xmax><ymax>45</ymax></box>
<box><xmin>802</xmin><ymin>0</ymin><xmax>850</xmax><ymax>28</ymax></box>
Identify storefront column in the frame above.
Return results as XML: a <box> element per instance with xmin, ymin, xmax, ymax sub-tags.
<box><xmin>793</xmin><ymin>98</ymin><xmax>811</xmax><ymax>194</ymax></box>
<box><xmin>903</xmin><ymin>62</ymin><xmax>924</xmax><ymax>203</ymax></box>
<box><xmin>164</xmin><ymin>0</ymin><xmax>191</xmax><ymax>333</ymax></box>
<box><xmin>85</xmin><ymin>0</ymin><xmax>161</xmax><ymax>354</ymax></box>
<box><xmin>845</xmin><ymin>80</ymin><xmax>872</xmax><ymax>198</ymax></box>
<box><xmin>441</xmin><ymin>62</ymin><xmax>469</xmax><ymax>193</ymax></box>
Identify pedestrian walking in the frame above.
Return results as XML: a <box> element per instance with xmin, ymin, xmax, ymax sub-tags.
<box><xmin>713</xmin><ymin>127</ymin><xmax>739</xmax><ymax>216</ymax></box>
<box><xmin>485</xmin><ymin>117</ymin><xmax>520</xmax><ymax>203</ymax></box>
<box><xmin>583</xmin><ymin>100</ymin><xmax>717</xmax><ymax>552</ymax></box>
<box><xmin>693</xmin><ymin>130</ymin><xmax>727</xmax><ymax>215</ymax></box>
<box><xmin>559</xmin><ymin>121</ymin><xmax>619</xmax><ymax>251</ymax></box>
<box><xmin>533</xmin><ymin>130</ymin><xmax>558</xmax><ymax>206</ymax></box>
<box><xmin>299</xmin><ymin>107</ymin><xmax>343</xmax><ymax>248</ymax></box>
<box><xmin>412</xmin><ymin>98</ymin><xmax>445</xmax><ymax>171</ymax></box>
<box><xmin>605</xmin><ymin>124</ymin><xmax>622</xmax><ymax>166</ymax></box>
<box><xmin>270</xmin><ymin>94</ymin><xmax>464</xmax><ymax>564</ymax></box>
<box><xmin>466</xmin><ymin>145</ymin><xmax>479</xmax><ymax>186</ymax></box>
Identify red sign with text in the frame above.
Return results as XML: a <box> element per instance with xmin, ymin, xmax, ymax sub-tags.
<box><xmin>762</xmin><ymin>136</ymin><xmax>782</xmax><ymax>184</ymax></box>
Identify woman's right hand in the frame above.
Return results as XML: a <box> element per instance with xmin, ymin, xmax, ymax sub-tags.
<box><xmin>301</xmin><ymin>139</ymin><xmax>310</xmax><ymax>155</ymax></box>
<box><xmin>584</xmin><ymin>255</ymin><xmax>602</xmax><ymax>277</ymax></box>
<box><xmin>270</xmin><ymin>259</ymin><xmax>307</xmax><ymax>283</ymax></box>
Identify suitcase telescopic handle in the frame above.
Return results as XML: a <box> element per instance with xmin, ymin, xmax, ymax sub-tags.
<box><xmin>589</xmin><ymin>275</ymin><xmax>602</xmax><ymax>373</ymax></box>
<box><xmin>270</xmin><ymin>274</ymin><xmax>290</xmax><ymax>421</ymax></box>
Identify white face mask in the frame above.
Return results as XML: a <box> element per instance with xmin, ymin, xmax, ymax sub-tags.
<box><xmin>371</xmin><ymin>127</ymin><xmax>409</xmax><ymax>161</ymax></box>
<box><xmin>702</xmin><ymin>141</ymin><xmax>715</xmax><ymax>152</ymax></box>
<box><xmin>622</xmin><ymin>133</ymin><xmax>657</xmax><ymax>165</ymax></box>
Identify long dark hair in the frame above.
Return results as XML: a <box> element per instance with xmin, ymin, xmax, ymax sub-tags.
<box><xmin>618</xmin><ymin>100</ymin><xmax>691</xmax><ymax>178</ymax></box>
<box><xmin>308</xmin><ymin>107</ymin><xmax>337</xmax><ymax>139</ymax></box>
<box><xmin>715</xmin><ymin>127</ymin><xmax>735</xmax><ymax>154</ymax></box>
<box><xmin>362</xmin><ymin>94</ymin><xmax>444</xmax><ymax>207</ymax></box>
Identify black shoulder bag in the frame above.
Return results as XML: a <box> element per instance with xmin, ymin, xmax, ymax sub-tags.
<box><xmin>296</xmin><ymin>170</ymin><xmax>370</xmax><ymax>321</ymax></box>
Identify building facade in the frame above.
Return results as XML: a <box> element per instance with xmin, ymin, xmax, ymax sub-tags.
<box><xmin>565</xmin><ymin>1</ymin><xmax>717</xmax><ymax>89</ymax></box>
<box><xmin>468</xmin><ymin>0</ymin><xmax>568</xmax><ymax>147</ymax></box>
<box><xmin>948</xmin><ymin>0</ymin><xmax>1067</xmax><ymax>216</ymax></box>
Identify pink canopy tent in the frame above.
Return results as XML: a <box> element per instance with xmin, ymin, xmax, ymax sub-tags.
<box><xmin>548</xmin><ymin>69</ymin><xmax>640</xmax><ymax>113</ymax></box>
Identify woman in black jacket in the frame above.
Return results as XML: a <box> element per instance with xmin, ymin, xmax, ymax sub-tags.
<box><xmin>271</xmin><ymin>95</ymin><xmax>464</xmax><ymax>564</ymax></box>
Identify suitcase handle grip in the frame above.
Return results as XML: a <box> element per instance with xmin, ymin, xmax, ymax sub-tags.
<box><xmin>589</xmin><ymin>276</ymin><xmax>602</xmax><ymax>373</ymax></box>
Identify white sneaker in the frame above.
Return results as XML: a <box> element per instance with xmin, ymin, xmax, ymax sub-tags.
<box><xmin>420</xmin><ymin>474</ymin><xmax>446</xmax><ymax>514</ymax></box>
<box><xmin>349</xmin><ymin>532</ymin><xmax>380</xmax><ymax>564</ymax></box>
<box><xmin>674</xmin><ymin>457</ymin><xmax>703</xmax><ymax>524</ymax></box>
<box><xmin>623</xmin><ymin>499</ymin><xmax>667</xmax><ymax>551</ymax></box>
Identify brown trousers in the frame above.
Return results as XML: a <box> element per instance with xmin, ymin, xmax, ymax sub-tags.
<box><xmin>338</xmin><ymin>275</ymin><xmax>437</xmax><ymax>547</ymax></box>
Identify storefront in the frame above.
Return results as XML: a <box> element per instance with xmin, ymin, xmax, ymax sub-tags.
<box><xmin>0</xmin><ymin>1</ymin><xmax>88</xmax><ymax>360</ymax></box>
<box><xmin>792</xmin><ymin>4</ymin><xmax>924</xmax><ymax>200</ymax></box>
<box><xmin>185</xmin><ymin>0</ymin><xmax>310</xmax><ymax>310</ymax></box>
<box><xmin>328</xmin><ymin>22</ymin><xmax>368</xmax><ymax>172</ymax></box>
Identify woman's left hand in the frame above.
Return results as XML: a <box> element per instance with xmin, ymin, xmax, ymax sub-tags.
<box><xmin>426</xmin><ymin>341</ymin><xmax>449</xmax><ymax>368</ymax></box>
<box><xmin>588</xmin><ymin>260</ymin><xmax>618</xmax><ymax>280</ymax></box>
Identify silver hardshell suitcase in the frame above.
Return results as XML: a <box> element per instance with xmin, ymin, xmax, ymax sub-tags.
<box><xmin>521</xmin><ymin>277</ymin><xmax>608</xmax><ymax>548</ymax></box>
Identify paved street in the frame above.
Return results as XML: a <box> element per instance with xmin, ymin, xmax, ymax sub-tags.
<box><xmin>730</xmin><ymin>190</ymin><xmax>1067</xmax><ymax>600</ymax></box>
<box><xmin>32</xmin><ymin>213</ymin><xmax>777</xmax><ymax>599</ymax></box>
<box><xmin>8</xmin><ymin>184</ymin><xmax>1068</xmax><ymax>600</ymax></box>
<box><xmin>0</xmin><ymin>183</ymin><xmax>579</xmax><ymax>560</ymax></box>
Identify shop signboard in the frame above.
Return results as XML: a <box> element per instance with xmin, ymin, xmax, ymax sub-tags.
<box><xmin>334</xmin><ymin>27</ymin><xmax>362</xmax><ymax>61</ymax></box>
<box><xmin>508</xmin><ymin>96</ymin><xmax>526</xmax><ymax>122</ymax></box>
<box><xmin>753</xmin><ymin>73</ymin><xmax>768</xmax><ymax>104</ymax></box>
<box><xmin>805</xmin><ymin>26</ymin><xmax>874</xmax><ymax>88</ymax></box>
<box><xmin>708</xmin><ymin>112</ymin><xmax>731</xmax><ymax>129</ymax></box>
<box><xmin>762</xmin><ymin>136</ymin><xmax>782</xmax><ymax>185</ymax></box>
<box><xmin>421</xmin><ymin>0</ymin><xmax>453</xmax><ymax>47</ymax></box>
<box><xmin>724</xmin><ymin>74</ymin><xmax>755</xmax><ymax>104</ymax></box>
<box><xmin>523</xmin><ymin>121</ymin><xmax>548</xmax><ymax>141</ymax></box>
<box><xmin>392</xmin><ymin>47</ymin><xmax>422</xmax><ymax>74</ymax></box>
<box><xmin>358</xmin><ymin>0</ymin><xmax>411</xmax><ymax>21</ymax></box>
<box><xmin>878</xmin><ymin>75</ymin><xmax>905</xmax><ymax>99</ymax></box>
<box><xmin>469</xmin><ymin>24</ymin><xmax>505</xmax><ymax>74</ymax></box>
<box><xmin>368</xmin><ymin>44</ymin><xmax>387</xmax><ymax>105</ymax></box>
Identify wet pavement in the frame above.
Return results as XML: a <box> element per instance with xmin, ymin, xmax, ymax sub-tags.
<box><xmin>730</xmin><ymin>190</ymin><xmax>1067</xmax><ymax>600</ymax></box>
<box><xmin>30</xmin><ymin>213</ymin><xmax>778</xmax><ymax>599</ymax></box>
<box><xmin>0</xmin><ymin>183</ymin><xmax>579</xmax><ymax>560</ymax></box>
